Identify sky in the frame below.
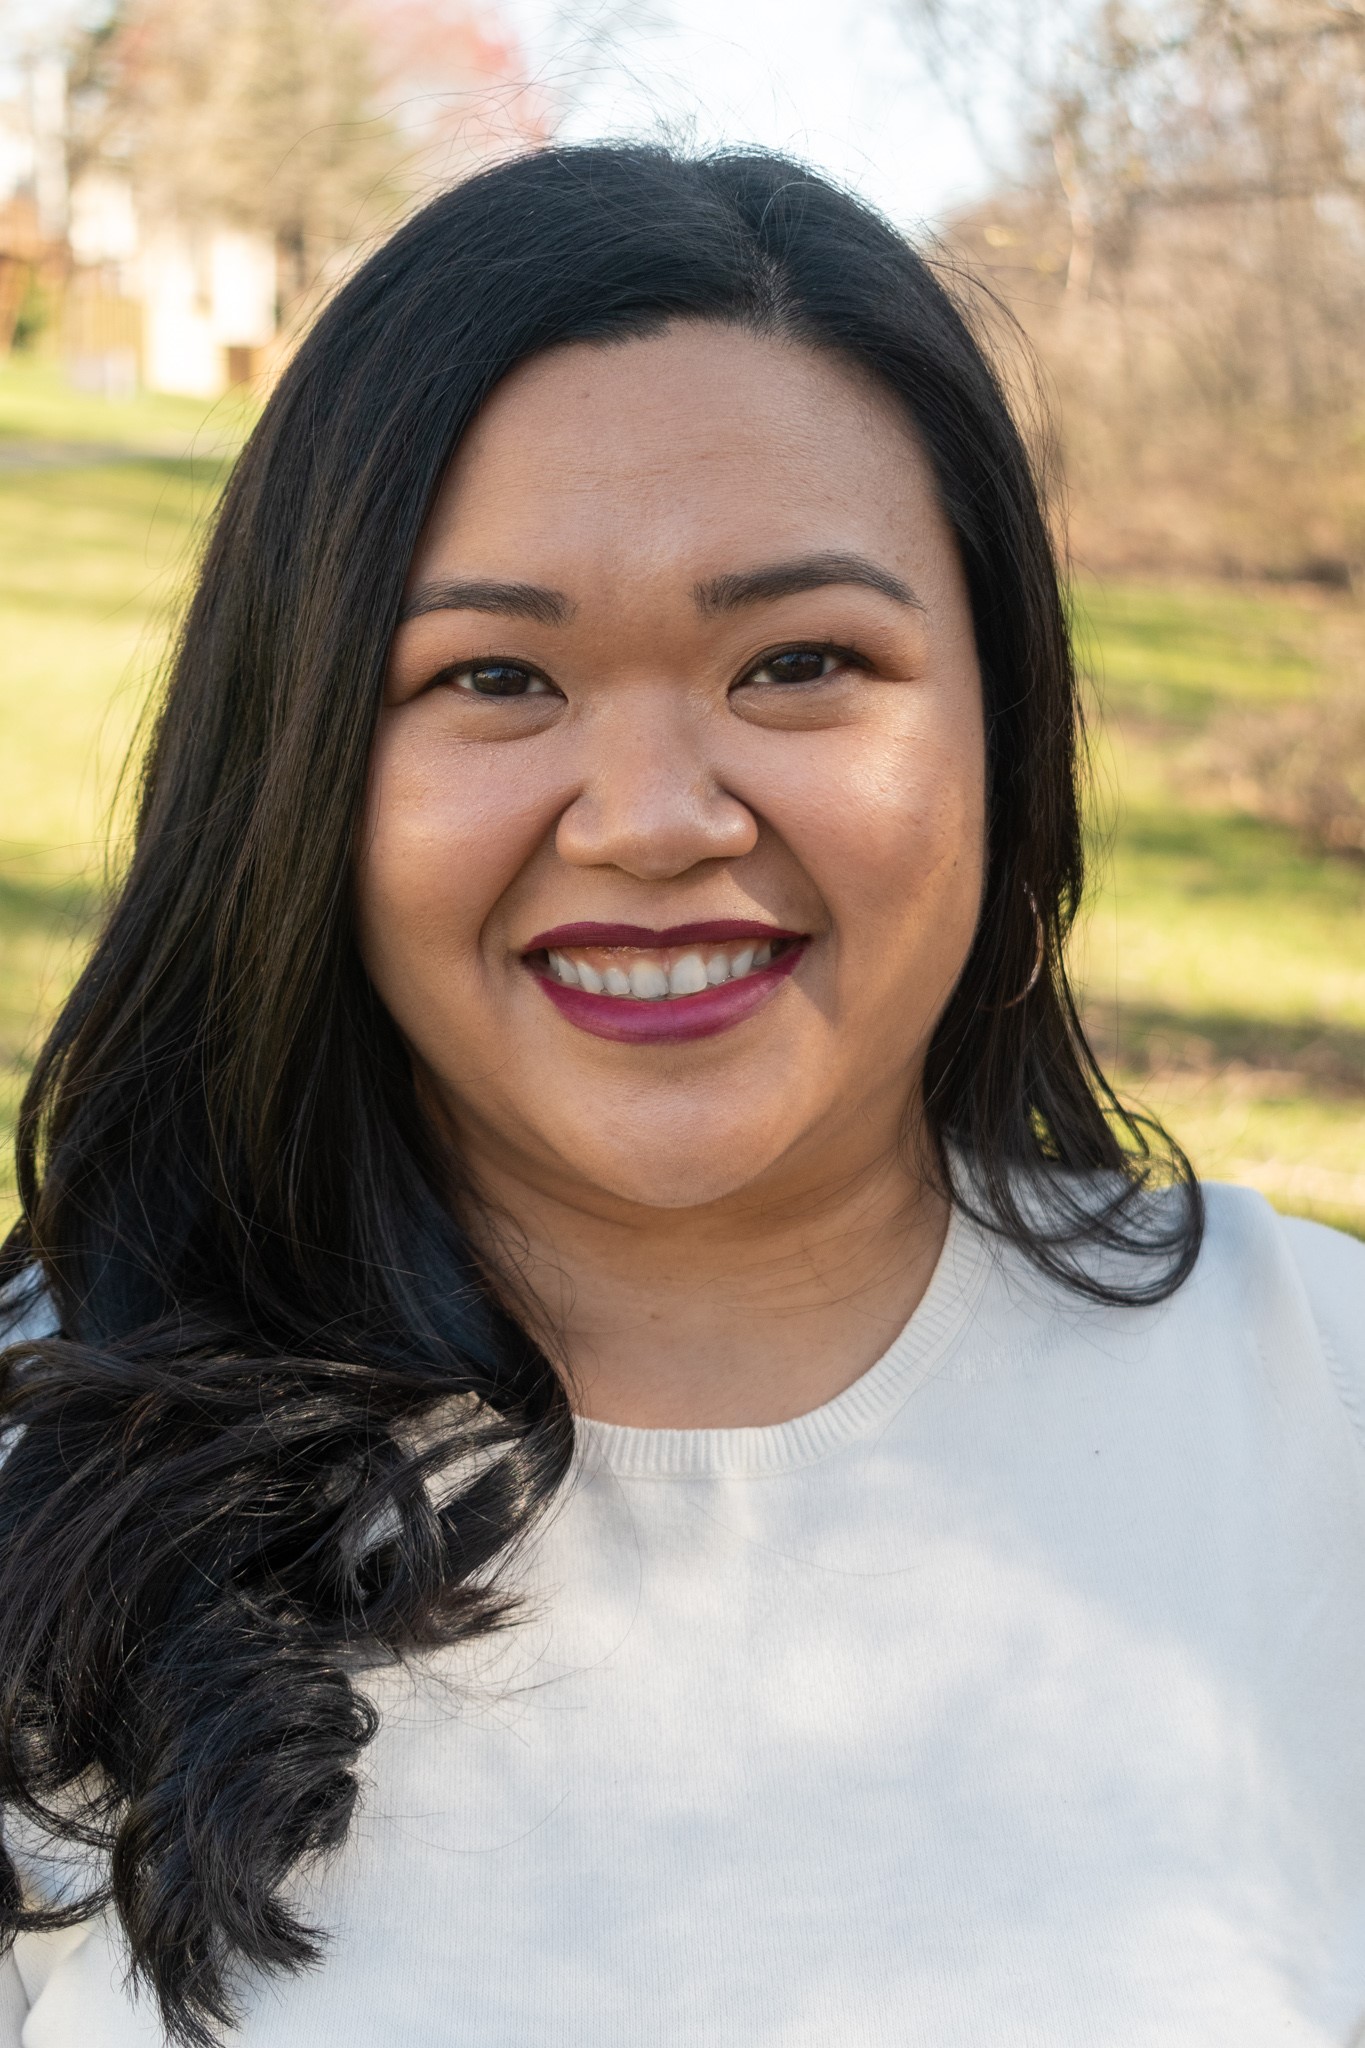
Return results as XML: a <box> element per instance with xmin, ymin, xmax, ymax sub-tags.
<box><xmin>0</xmin><ymin>0</ymin><xmax>1003</xmax><ymax>231</ymax></box>
<box><xmin>505</xmin><ymin>0</ymin><xmax>998</xmax><ymax>228</ymax></box>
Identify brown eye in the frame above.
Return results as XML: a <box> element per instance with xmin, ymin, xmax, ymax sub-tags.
<box><xmin>746</xmin><ymin>648</ymin><xmax>842</xmax><ymax>688</ymax></box>
<box><xmin>449</xmin><ymin>663</ymin><xmax>552</xmax><ymax>698</ymax></box>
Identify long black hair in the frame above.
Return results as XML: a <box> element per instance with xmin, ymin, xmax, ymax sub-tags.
<box><xmin>0</xmin><ymin>143</ymin><xmax>1199</xmax><ymax>2043</ymax></box>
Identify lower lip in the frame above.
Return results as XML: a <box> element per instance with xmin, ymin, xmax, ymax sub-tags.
<box><xmin>531</xmin><ymin>944</ymin><xmax>806</xmax><ymax>1044</ymax></box>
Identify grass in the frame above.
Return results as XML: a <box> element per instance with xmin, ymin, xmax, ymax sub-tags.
<box><xmin>1</xmin><ymin>354</ymin><xmax>1363</xmax><ymax>1236</ymax></box>
<box><xmin>0</xmin><ymin>357</ymin><xmax>245</xmax><ymax>1221</ymax></box>
<box><xmin>0</xmin><ymin>354</ymin><xmax>256</xmax><ymax>456</ymax></box>
<box><xmin>1075</xmin><ymin>580</ymin><xmax>1365</xmax><ymax>1235</ymax></box>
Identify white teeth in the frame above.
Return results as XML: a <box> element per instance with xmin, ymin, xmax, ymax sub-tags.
<box><xmin>543</xmin><ymin>937</ymin><xmax>791</xmax><ymax>999</ymax></box>
<box><xmin>668</xmin><ymin>952</ymin><xmax>709</xmax><ymax>996</ymax></box>
<box><xmin>628</xmin><ymin>961</ymin><xmax>670</xmax><ymax>1000</ymax></box>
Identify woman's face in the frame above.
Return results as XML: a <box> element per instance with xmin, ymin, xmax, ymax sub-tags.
<box><xmin>357</xmin><ymin>322</ymin><xmax>986</xmax><ymax>1215</ymax></box>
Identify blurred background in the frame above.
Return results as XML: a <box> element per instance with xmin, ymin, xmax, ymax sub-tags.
<box><xmin>1</xmin><ymin>0</ymin><xmax>1362</xmax><ymax>1235</ymax></box>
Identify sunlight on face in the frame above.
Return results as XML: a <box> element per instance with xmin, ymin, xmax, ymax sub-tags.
<box><xmin>356</xmin><ymin>322</ymin><xmax>986</xmax><ymax>1215</ymax></box>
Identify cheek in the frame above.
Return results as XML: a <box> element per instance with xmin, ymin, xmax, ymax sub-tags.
<box><xmin>771</xmin><ymin>715</ymin><xmax>987</xmax><ymax>968</ymax></box>
<box><xmin>354</xmin><ymin>720</ymin><xmax>547</xmax><ymax>1017</ymax></box>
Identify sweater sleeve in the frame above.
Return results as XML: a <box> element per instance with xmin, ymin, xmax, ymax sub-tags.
<box><xmin>1279</xmin><ymin>1213</ymin><xmax>1365</xmax><ymax>1450</ymax></box>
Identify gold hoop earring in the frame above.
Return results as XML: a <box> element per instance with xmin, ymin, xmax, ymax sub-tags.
<box><xmin>1001</xmin><ymin>885</ymin><xmax>1045</xmax><ymax>1009</ymax></box>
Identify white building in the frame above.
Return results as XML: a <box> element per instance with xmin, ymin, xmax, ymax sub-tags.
<box><xmin>65</xmin><ymin>168</ymin><xmax>278</xmax><ymax>399</ymax></box>
<box><xmin>0</xmin><ymin>67</ymin><xmax>280</xmax><ymax>400</ymax></box>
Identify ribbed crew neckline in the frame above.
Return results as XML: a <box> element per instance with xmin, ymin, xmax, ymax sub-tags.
<box><xmin>574</xmin><ymin>1201</ymin><xmax>991</xmax><ymax>1479</ymax></box>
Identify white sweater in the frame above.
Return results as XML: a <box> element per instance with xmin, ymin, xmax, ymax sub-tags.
<box><xmin>4</xmin><ymin>1183</ymin><xmax>1365</xmax><ymax>2046</ymax></box>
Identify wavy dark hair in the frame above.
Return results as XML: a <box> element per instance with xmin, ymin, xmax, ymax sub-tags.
<box><xmin>0</xmin><ymin>142</ymin><xmax>1199</xmax><ymax>2043</ymax></box>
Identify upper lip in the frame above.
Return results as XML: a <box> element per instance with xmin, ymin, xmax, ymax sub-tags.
<box><xmin>522</xmin><ymin>919</ymin><xmax>807</xmax><ymax>952</ymax></box>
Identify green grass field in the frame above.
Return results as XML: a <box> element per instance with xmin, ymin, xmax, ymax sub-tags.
<box><xmin>0</xmin><ymin>361</ymin><xmax>246</xmax><ymax>1224</ymax></box>
<box><xmin>1076</xmin><ymin>582</ymin><xmax>1365</xmax><ymax>1235</ymax></box>
<box><xmin>2</xmin><ymin>356</ymin><xmax>1363</xmax><ymax>1236</ymax></box>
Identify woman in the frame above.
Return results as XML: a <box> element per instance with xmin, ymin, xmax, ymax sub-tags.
<box><xmin>1</xmin><ymin>142</ymin><xmax>1362</xmax><ymax>2047</ymax></box>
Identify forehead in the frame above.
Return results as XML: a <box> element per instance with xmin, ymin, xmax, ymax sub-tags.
<box><xmin>413</xmin><ymin>322</ymin><xmax>952</xmax><ymax>584</ymax></box>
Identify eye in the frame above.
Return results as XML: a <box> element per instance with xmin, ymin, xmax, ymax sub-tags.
<box><xmin>741</xmin><ymin>646</ymin><xmax>852</xmax><ymax>689</ymax></box>
<box><xmin>440</xmin><ymin>661</ymin><xmax>555</xmax><ymax>698</ymax></box>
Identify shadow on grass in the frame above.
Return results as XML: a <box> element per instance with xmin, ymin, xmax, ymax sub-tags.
<box><xmin>0</xmin><ymin>874</ymin><xmax>104</xmax><ymax>1181</ymax></box>
<box><xmin>1085</xmin><ymin>1000</ymin><xmax>1365</xmax><ymax>1096</ymax></box>
<box><xmin>1118</xmin><ymin>807</ymin><xmax>1291</xmax><ymax>870</ymax></box>
<box><xmin>0</xmin><ymin>443</ymin><xmax>215</xmax><ymax>473</ymax></box>
<box><xmin>1097</xmin><ymin>805</ymin><xmax>1365</xmax><ymax>912</ymax></box>
<box><xmin>0</xmin><ymin>867</ymin><xmax>105</xmax><ymax>937</ymax></box>
<box><xmin>1074</xmin><ymin>582</ymin><xmax>1324</xmax><ymax>731</ymax></box>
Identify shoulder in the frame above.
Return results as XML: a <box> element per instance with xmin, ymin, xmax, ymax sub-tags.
<box><xmin>976</xmin><ymin>1173</ymin><xmax>1364</xmax><ymax>1411</ymax></box>
<box><xmin>1197</xmin><ymin>1179</ymin><xmax>1364</xmax><ymax>1319</ymax></box>
<box><xmin>1272</xmin><ymin>1205</ymin><xmax>1365</xmax><ymax>1318</ymax></box>
<box><xmin>1263</xmin><ymin>1202</ymin><xmax>1365</xmax><ymax>1424</ymax></box>
<box><xmin>1190</xmin><ymin>1180</ymin><xmax>1365</xmax><ymax>1429</ymax></box>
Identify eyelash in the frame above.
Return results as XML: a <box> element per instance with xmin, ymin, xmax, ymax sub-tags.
<box><xmin>742</xmin><ymin>643</ymin><xmax>864</xmax><ymax>689</ymax></box>
<box><xmin>432</xmin><ymin>660</ymin><xmax>556</xmax><ymax>699</ymax></box>
<box><xmin>428</xmin><ymin>642</ymin><xmax>866</xmax><ymax>699</ymax></box>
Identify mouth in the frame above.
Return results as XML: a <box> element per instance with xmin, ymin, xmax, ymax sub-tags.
<box><xmin>520</xmin><ymin>921</ymin><xmax>809</xmax><ymax>1044</ymax></box>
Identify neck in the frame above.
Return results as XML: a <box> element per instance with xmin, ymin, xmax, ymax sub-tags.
<box><xmin>461</xmin><ymin>1137</ymin><xmax>950</xmax><ymax>1431</ymax></box>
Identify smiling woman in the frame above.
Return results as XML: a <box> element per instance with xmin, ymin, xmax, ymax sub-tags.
<box><xmin>359</xmin><ymin>324</ymin><xmax>989</xmax><ymax>1421</ymax></box>
<box><xmin>1</xmin><ymin>144</ymin><xmax>1364</xmax><ymax>2048</ymax></box>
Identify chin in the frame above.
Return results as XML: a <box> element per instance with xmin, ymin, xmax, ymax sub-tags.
<box><xmin>600</xmin><ymin>1168</ymin><xmax>770</xmax><ymax>1211</ymax></box>
<box><xmin>553</xmin><ymin>1111</ymin><xmax>799</xmax><ymax>1212</ymax></box>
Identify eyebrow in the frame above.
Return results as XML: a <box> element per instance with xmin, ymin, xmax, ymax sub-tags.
<box><xmin>396</xmin><ymin>551</ymin><xmax>923</xmax><ymax>630</ymax></box>
<box><xmin>397</xmin><ymin>578</ymin><xmax>573</xmax><ymax>627</ymax></box>
<box><xmin>694</xmin><ymin>552</ymin><xmax>924</xmax><ymax>616</ymax></box>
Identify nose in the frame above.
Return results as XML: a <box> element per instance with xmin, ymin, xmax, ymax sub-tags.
<box><xmin>554</xmin><ymin>687</ymin><xmax>758</xmax><ymax>880</ymax></box>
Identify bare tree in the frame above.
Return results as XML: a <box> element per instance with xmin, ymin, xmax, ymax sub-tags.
<box><xmin>62</xmin><ymin>0</ymin><xmax>667</xmax><ymax>319</ymax></box>
<box><xmin>896</xmin><ymin>0</ymin><xmax>1365</xmax><ymax>574</ymax></box>
<box><xmin>66</xmin><ymin>0</ymin><xmax>400</xmax><ymax>310</ymax></box>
